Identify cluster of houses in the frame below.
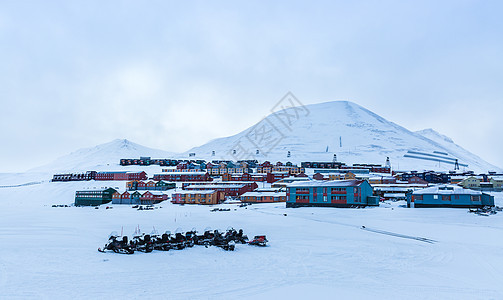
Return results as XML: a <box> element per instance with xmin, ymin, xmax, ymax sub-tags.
<box><xmin>53</xmin><ymin>171</ymin><xmax>147</xmax><ymax>182</ymax></box>
<box><xmin>69</xmin><ymin>157</ymin><xmax>499</xmax><ymax>209</ymax></box>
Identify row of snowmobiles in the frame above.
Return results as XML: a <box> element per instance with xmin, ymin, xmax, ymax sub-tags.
<box><xmin>98</xmin><ymin>228</ymin><xmax>268</xmax><ymax>254</ymax></box>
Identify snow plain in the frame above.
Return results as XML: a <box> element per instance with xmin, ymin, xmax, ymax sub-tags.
<box><xmin>1</xmin><ymin>176</ymin><xmax>502</xmax><ymax>299</ymax></box>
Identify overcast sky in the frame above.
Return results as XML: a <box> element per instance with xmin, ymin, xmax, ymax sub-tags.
<box><xmin>1</xmin><ymin>0</ymin><xmax>502</xmax><ymax>172</ymax></box>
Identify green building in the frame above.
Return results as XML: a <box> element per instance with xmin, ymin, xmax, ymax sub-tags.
<box><xmin>74</xmin><ymin>188</ymin><xmax>117</xmax><ymax>206</ymax></box>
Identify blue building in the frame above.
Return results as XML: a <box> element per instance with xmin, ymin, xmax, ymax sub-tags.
<box><xmin>286</xmin><ymin>180</ymin><xmax>379</xmax><ymax>208</ymax></box>
<box><xmin>407</xmin><ymin>185</ymin><xmax>494</xmax><ymax>208</ymax></box>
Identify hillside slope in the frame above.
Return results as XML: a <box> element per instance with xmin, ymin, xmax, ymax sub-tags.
<box><xmin>30</xmin><ymin>139</ymin><xmax>175</xmax><ymax>173</ymax></box>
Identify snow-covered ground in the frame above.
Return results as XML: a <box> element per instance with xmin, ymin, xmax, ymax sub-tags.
<box><xmin>1</xmin><ymin>179</ymin><xmax>502</xmax><ymax>299</ymax></box>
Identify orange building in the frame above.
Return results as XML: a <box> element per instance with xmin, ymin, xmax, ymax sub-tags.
<box><xmin>171</xmin><ymin>190</ymin><xmax>224</xmax><ymax>205</ymax></box>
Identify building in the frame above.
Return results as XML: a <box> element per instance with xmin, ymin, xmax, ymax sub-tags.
<box><xmin>183</xmin><ymin>183</ymin><xmax>254</xmax><ymax>197</ymax></box>
<box><xmin>257</xmin><ymin>165</ymin><xmax>305</xmax><ymax>175</ymax></box>
<box><xmin>458</xmin><ymin>176</ymin><xmax>482</xmax><ymax>189</ymax></box>
<box><xmin>312</xmin><ymin>173</ymin><xmax>326</xmax><ymax>181</ymax></box>
<box><xmin>126</xmin><ymin>180</ymin><xmax>176</xmax><ymax>191</ymax></box>
<box><xmin>207</xmin><ymin>167</ymin><xmax>251</xmax><ymax>175</ymax></box>
<box><xmin>266</xmin><ymin>172</ymin><xmax>290</xmax><ymax>183</ymax></box>
<box><xmin>240</xmin><ymin>191</ymin><xmax>287</xmax><ymax>203</ymax></box>
<box><xmin>286</xmin><ymin>180</ymin><xmax>378</xmax><ymax>208</ymax></box>
<box><xmin>221</xmin><ymin>173</ymin><xmax>267</xmax><ymax>182</ymax></box>
<box><xmin>112</xmin><ymin>190</ymin><xmax>169</xmax><ymax>205</ymax></box>
<box><xmin>52</xmin><ymin>171</ymin><xmax>96</xmax><ymax>182</ymax></box>
<box><xmin>95</xmin><ymin>171</ymin><xmax>147</xmax><ymax>181</ymax></box>
<box><xmin>301</xmin><ymin>161</ymin><xmax>346</xmax><ymax>169</ymax></box>
<box><xmin>153</xmin><ymin>172</ymin><xmax>212</xmax><ymax>182</ymax></box>
<box><xmin>271</xmin><ymin>177</ymin><xmax>311</xmax><ymax>188</ymax></box>
<box><xmin>407</xmin><ymin>185</ymin><xmax>494</xmax><ymax>208</ymax></box>
<box><xmin>450</xmin><ymin>175</ymin><xmax>467</xmax><ymax>184</ymax></box>
<box><xmin>75</xmin><ymin>188</ymin><xmax>117</xmax><ymax>206</ymax></box>
<box><xmin>401</xmin><ymin>171</ymin><xmax>450</xmax><ymax>184</ymax></box>
<box><xmin>120</xmin><ymin>157</ymin><xmax>180</xmax><ymax>166</ymax></box>
<box><xmin>489</xmin><ymin>176</ymin><xmax>503</xmax><ymax>190</ymax></box>
<box><xmin>407</xmin><ymin>176</ymin><xmax>428</xmax><ymax>185</ymax></box>
<box><xmin>171</xmin><ymin>190</ymin><xmax>224</xmax><ymax>205</ymax></box>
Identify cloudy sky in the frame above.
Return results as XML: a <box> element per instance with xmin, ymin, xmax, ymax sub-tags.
<box><xmin>1</xmin><ymin>0</ymin><xmax>502</xmax><ymax>172</ymax></box>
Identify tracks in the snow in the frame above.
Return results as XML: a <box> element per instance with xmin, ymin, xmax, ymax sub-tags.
<box><xmin>360</xmin><ymin>227</ymin><xmax>437</xmax><ymax>244</ymax></box>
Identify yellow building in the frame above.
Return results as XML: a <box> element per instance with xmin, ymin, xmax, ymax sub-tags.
<box><xmin>328</xmin><ymin>174</ymin><xmax>342</xmax><ymax>180</ymax></box>
<box><xmin>490</xmin><ymin>176</ymin><xmax>503</xmax><ymax>189</ymax></box>
<box><xmin>459</xmin><ymin>176</ymin><xmax>481</xmax><ymax>189</ymax></box>
<box><xmin>344</xmin><ymin>172</ymin><xmax>356</xmax><ymax>180</ymax></box>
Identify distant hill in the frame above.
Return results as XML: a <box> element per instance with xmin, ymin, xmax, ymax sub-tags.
<box><xmin>30</xmin><ymin>139</ymin><xmax>175</xmax><ymax>173</ymax></box>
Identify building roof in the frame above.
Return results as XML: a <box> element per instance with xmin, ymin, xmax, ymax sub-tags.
<box><xmin>159</xmin><ymin>172</ymin><xmax>208</xmax><ymax>175</ymax></box>
<box><xmin>412</xmin><ymin>185</ymin><xmax>482</xmax><ymax>195</ymax></box>
<box><xmin>241</xmin><ymin>191</ymin><xmax>286</xmax><ymax>197</ymax></box>
<box><xmin>172</xmin><ymin>190</ymin><xmax>216</xmax><ymax>195</ymax></box>
<box><xmin>288</xmin><ymin>180</ymin><xmax>366</xmax><ymax>188</ymax></box>
<box><xmin>185</xmin><ymin>184</ymin><xmax>246</xmax><ymax>189</ymax></box>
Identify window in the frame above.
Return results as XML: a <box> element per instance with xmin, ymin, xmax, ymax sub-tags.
<box><xmin>442</xmin><ymin>195</ymin><xmax>450</xmax><ymax>201</ymax></box>
<box><xmin>433</xmin><ymin>195</ymin><xmax>438</xmax><ymax>199</ymax></box>
<box><xmin>471</xmin><ymin>196</ymin><xmax>481</xmax><ymax>202</ymax></box>
<box><xmin>323</xmin><ymin>196</ymin><xmax>327</xmax><ymax>202</ymax></box>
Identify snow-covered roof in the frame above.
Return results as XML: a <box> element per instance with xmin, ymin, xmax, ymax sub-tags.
<box><xmin>160</xmin><ymin>172</ymin><xmax>208</xmax><ymax>175</ymax></box>
<box><xmin>172</xmin><ymin>190</ymin><xmax>216</xmax><ymax>195</ymax></box>
<box><xmin>184</xmin><ymin>184</ymin><xmax>246</xmax><ymax>189</ymax></box>
<box><xmin>412</xmin><ymin>185</ymin><xmax>482</xmax><ymax>195</ymax></box>
<box><xmin>450</xmin><ymin>175</ymin><xmax>467</xmax><ymax>180</ymax></box>
<box><xmin>383</xmin><ymin>193</ymin><xmax>406</xmax><ymax>198</ymax></box>
<box><xmin>374</xmin><ymin>187</ymin><xmax>412</xmax><ymax>192</ymax></box>
<box><xmin>241</xmin><ymin>192</ymin><xmax>286</xmax><ymax>197</ymax></box>
<box><xmin>288</xmin><ymin>180</ymin><xmax>366</xmax><ymax>188</ymax></box>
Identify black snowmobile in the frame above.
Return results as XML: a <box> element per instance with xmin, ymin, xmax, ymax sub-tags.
<box><xmin>152</xmin><ymin>232</ymin><xmax>172</xmax><ymax>251</ymax></box>
<box><xmin>169</xmin><ymin>231</ymin><xmax>187</xmax><ymax>250</ymax></box>
<box><xmin>224</xmin><ymin>228</ymin><xmax>248</xmax><ymax>244</ymax></box>
<box><xmin>131</xmin><ymin>234</ymin><xmax>154</xmax><ymax>253</ymax></box>
<box><xmin>212</xmin><ymin>230</ymin><xmax>235</xmax><ymax>251</ymax></box>
<box><xmin>195</xmin><ymin>228</ymin><xmax>215</xmax><ymax>247</ymax></box>
<box><xmin>98</xmin><ymin>233</ymin><xmax>135</xmax><ymax>254</ymax></box>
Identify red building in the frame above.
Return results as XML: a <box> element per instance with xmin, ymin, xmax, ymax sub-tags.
<box><xmin>222</xmin><ymin>173</ymin><xmax>267</xmax><ymax>182</ymax></box>
<box><xmin>312</xmin><ymin>173</ymin><xmax>326</xmax><ymax>181</ymax></box>
<box><xmin>183</xmin><ymin>183</ymin><xmax>257</xmax><ymax>197</ymax></box>
<box><xmin>266</xmin><ymin>172</ymin><xmax>290</xmax><ymax>183</ymax></box>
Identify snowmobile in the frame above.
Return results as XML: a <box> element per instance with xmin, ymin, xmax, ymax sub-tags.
<box><xmin>248</xmin><ymin>235</ymin><xmax>268</xmax><ymax>247</ymax></box>
<box><xmin>224</xmin><ymin>228</ymin><xmax>248</xmax><ymax>244</ymax></box>
<box><xmin>212</xmin><ymin>230</ymin><xmax>235</xmax><ymax>251</ymax></box>
<box><xmin>195</xmin><ymin>228</ymin><xmax>215</xmax><ymax>246</ymax></box>
<box><xmin>184</xmin><ymin>229</ymin><xmax>197</xmax><ymax>248</ymax></box>
<box><xmin>131</xmin><ymin>234</ymin><xmax>154</xmax><ymax>253</ymax></box>
<box><xmin>169</xmin><ymin>230</ymin><xmax>187</xmax><ymax>250</ymax></box>
<box><xmin>98</xmin><ymin>232</ymin><xmax>134</xmax><ymax>254</ymax></box>
<box><xmin>152</xmin><ymin>231</ymin><xmax>172</xmax><ymax>251</ymax></box>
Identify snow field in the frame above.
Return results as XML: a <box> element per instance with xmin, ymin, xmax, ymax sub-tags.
<box><xmin>0</xmin><ymin>181</ymin><xmax>502</xmax><ymax>299</ymax></box>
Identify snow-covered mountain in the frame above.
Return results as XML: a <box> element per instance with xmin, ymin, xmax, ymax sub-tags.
<box><xmin>30</xmin><ymin>139</ymin><xmax>175</xmax><ymax>173</ymax></box>
<box><xmin>30</xmin><ymin>101</ymin><xmax>500</xmax><ymax>174</ymax></box>
<box><xmin>184</xmin><ymin>101</ymin><xmax>500</xmax><ymax>172</ymax></box>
